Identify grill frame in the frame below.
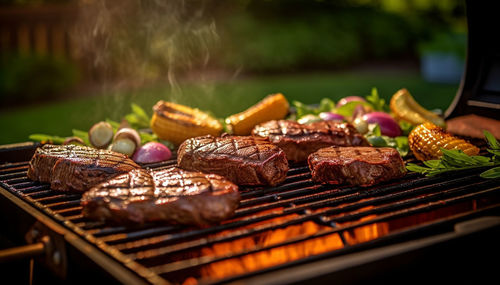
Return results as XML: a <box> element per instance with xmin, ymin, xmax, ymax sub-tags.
<box><xmin>1</xmin><ymin>142</ymin><xmax>499</xmax><ymax>284</ymax></box>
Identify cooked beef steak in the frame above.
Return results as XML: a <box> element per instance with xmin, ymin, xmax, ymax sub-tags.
<box><xmin>27</xmin><ymin>144</ymin><xmax>140</xmax><ymax>192</ymax></box>
<box><xmin>177</xmin><ymin>135</ymin><xmax>288</xmax><ymax>186</ymax></box>
<box><xmin>252</xmin><ymin>120</ymin><xmax>369</xmax><ymax>162</ymax></box>
<box><xmin>308</xmin><ymin>147</ymin><xmax>406</xmax><ymax>187</ymax></box>
<box><xmin>81</xmin><ymin>167</ymin><xmax>240</xmax><ymax>226</ymax></box>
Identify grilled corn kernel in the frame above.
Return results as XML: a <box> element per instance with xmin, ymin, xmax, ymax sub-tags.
<box><xmin>150</xmin><ymin>101</ymin><xmax>223</xmax><ymax>145</ymax></box>
<box><xmin>226</xmin><ymin>93</ymin><xmax>289</xmax><ymax>135</ymax></box>
<box><xmin>390</xmin><ymin>88</ymin><xmax>446</xmax><ymax>127</ymax></box>
<box><xmin>408</xmin><ymin>122</ymin><xmax>479</xmax><ymax>161</ymax></box>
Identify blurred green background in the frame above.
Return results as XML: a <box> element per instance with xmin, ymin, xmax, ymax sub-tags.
<box><xmin>0</xmin><ymin>0</ymin><xmax>467</xmax><ymax>145</ymax></box>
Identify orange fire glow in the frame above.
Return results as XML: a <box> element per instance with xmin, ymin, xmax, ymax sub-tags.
<box><xmin>199</xmin><ymin>220</ymin><xmax>345</xmax><ymax>280</ymax></box>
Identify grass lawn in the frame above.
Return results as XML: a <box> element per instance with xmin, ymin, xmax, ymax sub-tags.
<box><xmin>0</xmin><ymin>69</ymin><xmax>458</xmax><ymax>145</ymax></box>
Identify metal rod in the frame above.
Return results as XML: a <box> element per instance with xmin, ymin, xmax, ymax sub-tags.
<box><xmin>0</xmin><ymin>242</ymin><xmax>45</xmax><ymax>262</ymax></box>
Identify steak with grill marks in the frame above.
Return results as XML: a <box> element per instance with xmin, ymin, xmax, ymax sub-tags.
<box><xmin>81</xmin><ymin>167</ymin><xmax>240</xmax><ymax>226</ymax></box>
<box><xmin>308</xmin><ymin>146</ymin><xmax>406</xmax><ymax>187</ymax></box>
<box><xmin>177</xmin><ymin>135</ymin><xmax>289</xmax><ymax>186</ymax></box>
<box><xmin>252</xmin><ymin>120</ymin><xmax>369</xmax><ymax>162</ymax></box>
<box><xmin>27</xmin><ymin>144</ymin><xmax>140</xmax><ymax>192</ymax></box>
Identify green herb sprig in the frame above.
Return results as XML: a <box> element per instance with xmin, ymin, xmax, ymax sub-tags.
<box><xmin>406</xmin><ymin>131</ymin><xmax>500</xmax><ymax>178</ymax></box>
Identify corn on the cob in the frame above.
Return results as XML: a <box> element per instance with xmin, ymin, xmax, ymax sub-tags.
<box><xmin>390</xmin><ymin>88</ymin><xmax>446</xmax><ymax>127</ymax></box>
<box><xmin>408</xmin><ymin>122</ymin><xmax>479</xmax><ymax>161</ymax></box>
<box><xmin>150</xmin><ymin>101</ymin><xmax>222</xmax><ymax>145</ymax></box>
<box><xmin>225</xmin><ymin>93</ymin><xmax>289</xmax><ymax>135</ymax></box>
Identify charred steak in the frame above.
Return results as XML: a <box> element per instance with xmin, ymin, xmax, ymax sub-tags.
<box><xmin>252</xmin><ymin>120</ymin><xmax>369</xmax><ymax>162</ymax></box>
<box><xmin>177</xmin><ymin>135</ymin><xmax>289</xmax><ymax>186</ymax></box>
<box><xmin>27</xmin><ymin>144</ymin><xmax>140</xmax><ymax>192</ymax></box>
<box><xmin>81</xmin><ymin>167</ymin><xmax>240</xmax><ymax>226</ymax></box>
<box><xmin>308</xmin><ymin>147</ymin><xmax>406</xmax><ymax>187</ymax></box>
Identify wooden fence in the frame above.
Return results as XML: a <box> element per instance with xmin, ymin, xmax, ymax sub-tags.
<box><xmin>0</xmin><ymin>4</ymin><xmax>77</xmax><ymax>59</ymax></box>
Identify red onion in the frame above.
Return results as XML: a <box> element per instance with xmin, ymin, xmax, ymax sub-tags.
<box><xmin>132</xmin><ymin>142</ymin><xmax>172</xmax><ymax>163</ymax></box>
<box><xmin>319</xmin><ymin>112</ymin><xmax>344</xmax><ymax>121</ymax></box>
<box><xmin>336</xmin><ymin>96</ymin><xmax>366</xmax><ymax>108</ymax></box>
<box><xmin>362</xmin><ymin>112</ymin><xmax>402</xmax><ymax>137</ymax></box>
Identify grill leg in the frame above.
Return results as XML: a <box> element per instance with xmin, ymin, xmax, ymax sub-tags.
<box><xmin>0</xmin><ymin>242</ymin><xmax>45</xmax><ymax>262</ymax></box>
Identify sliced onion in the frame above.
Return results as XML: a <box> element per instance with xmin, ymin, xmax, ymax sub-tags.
<box><xmin>319</xmin><ymin>112</ymin><xmax>344</xmax><ymax>121</ymax></box>
<box><xmin>362</xmin><ymin>112</ymin><xmax>402</xmax><ymax>137</ymax></box>
<box><xmin>297</xmin><ymin>114</ymin><xmax>321</xmax><ymax>124</ymax></box>
<box><xmin>132</xmin><ymin>142</ymin><xmax>172</xmax><ymax>163</ymax></box>
<box><xmin>336</xmin><ymin>96</ymin><xmax>366</xmax><ymax>108</ymax></box>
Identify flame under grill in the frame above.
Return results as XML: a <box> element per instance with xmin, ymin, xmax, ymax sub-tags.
<box><xmin>1</xmin><ymin>146</ymin><xmax>500</xmax><ymax>284</ymax></box>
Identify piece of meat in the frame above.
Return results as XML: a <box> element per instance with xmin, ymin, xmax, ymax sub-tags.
<box><xmin>81</xmin><ymin>167</ymin><xmax>240</xmax><ymax>226</ymax></box>
<box><xmin>252</xmin><ymin>120</ymin><xmax>369</xmax><ymax>162</ymax></box>
<box><xmin>308</xmin><ymin>146</ymin><xmax>406</xmax><ymax>187</ymax></box>
<box><xmin>27</xmin><ymin>144</ymin><xmax>140</xmax><ymax>192</ymax></box>
<box><xmin>446</xmin><ymin>114</ymin><xmax>500</xmax><ymax>139</ymax></box>
<box><xmin>177</xmin><ymin>135</ymin><xmax>289</xmax><ymax>186</ymax></box>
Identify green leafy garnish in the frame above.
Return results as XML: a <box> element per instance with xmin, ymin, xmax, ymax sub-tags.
<box><xmin>365</xmin><ymin>123</ymin><xmax>409</xmax><ymax>157</ymax></box>
<box><xmin>105</xmin><ymin>119</ymin><xmax>121</xmax><ymax>132</ymax></box>
<box><xmin>125</xmin><ymin>103</ymin><xmax>151</xmax><ymax>129</ymax></box>
<box><xmin>406</xmin><ymin>131</ymin><xmax>500</xmax><ymax>178</ymax></box>
<box><xmin>480</xmin><ymin>167</ymin><xmax>500</xmax><ymax>178</ymax></box>
<box><xmin>72</xmin><ymin>129</ymin><xmax>90</xmax><ymax>145</ymax></box>
<box><xmin>28</xmin><ymin>134</ymin><xmax>67</xmax><ymax>144</ymax></box>
<box><xmin>292</xmin><ymin>98</ymin><xmax>335</xmax><ymax>119</ymax></box>
<box><xmin>335</xmin><ymin>101</ymin><xmax>371</xmax><ymax>117</ymax></box>
<box><xmin>398</xmin><ymin>120</ymin><xmax>415</xmax><ymax>136</ymax></box>
<box><xmin>365</xmin><ymin>87</ymin><xmax>389</xmax><ymax>112</ymax></box>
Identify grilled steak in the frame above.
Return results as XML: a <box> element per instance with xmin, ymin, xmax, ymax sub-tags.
<box><xmin>27</xmin><ymin>144</ymin><xmax>140</xmax><ymax>192</ymax></box>
<box><xmin>252</xmin><ymin>120</ymin><xmax>369</xmax><ymax>162</ymax></box>
<box><xmin>177</xmin><ymin>135</ymin><xmax>288</xmax><ymax>186</ymax></box>
<box><xmin>308</xmin><ymin>147</ymin><xmax>406</xmax><ymax>187</ymax></box>
<box><xmin>81</xmin><ymin>167</ymin><xmax>240</xmax><ymax>226</ymax></box>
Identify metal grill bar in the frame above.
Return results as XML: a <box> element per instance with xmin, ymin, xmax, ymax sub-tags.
<box><xmin>149</xmin><ymin>187</ymin><xmax>497</xmax><ymax>277</ymax></box>
<box><xmin>125</xmin><ymin>181</ymin><xmax>497</xmax><ymax>269</ymax></box>
<box><xmin>1</xmin><ymin>148</ymin><xmax>499</xmax><ymax>285</ymax></box>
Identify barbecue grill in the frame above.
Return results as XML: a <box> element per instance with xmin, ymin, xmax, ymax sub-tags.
<box><xmin>1</xmin><ymin>1</ymin><xmax>499</xmax><ymax>284</ymax></box>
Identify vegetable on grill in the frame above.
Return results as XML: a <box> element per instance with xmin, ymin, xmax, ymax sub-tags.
<box><xmin>150</xmin><ymin>101</ymin><xmax>223</xmax><ymax>145</ymax></box>
<box><xmin>406</xmin><ymin>131</ymin><xmax>500</xmax><ymax>178</ymax></box>
<box><xmin>132</xmin><ymin>142</ymin><xmax>172</xmax><ymax>163</ymax></box>
<box><xmin>408</xmin><ymin>122</ymin><xmax>479</xmax><ymax>161</ymax></box>
<box><xmin>225</xmin><ymin>93</ymin><xmax>289</xmax><ymax>135</ymax></box>
<box><xmin>390</xmin><ymin>88</ymin><xmax>446</xmax><ymax>127</ymax></box>
<box><xmin>88</xmin><ymin>121</ymin><xmax>114</xmax><ymax>149</ymax></box>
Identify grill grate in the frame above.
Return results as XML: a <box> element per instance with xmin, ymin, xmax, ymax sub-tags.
<box><xmin>1</xmin><ymin>151</ymin><xmax>500</xmax><ymax>284</ymax></box>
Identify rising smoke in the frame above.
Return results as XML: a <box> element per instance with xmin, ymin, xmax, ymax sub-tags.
<box><xmin>73</xmin><ymin>0</ymin><xmax>220</xmax><ymax>101</ymax></box>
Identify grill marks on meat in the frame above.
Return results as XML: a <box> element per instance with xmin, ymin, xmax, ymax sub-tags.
<box><xmin>177</xmin><ymin>135</ymin><xmax>289</xmax><ymax>186</ymax></box>
<box><xmin>308</xmin><ymin>147</ymin><xmax>406</xmax><ymax>187</ymax></box>
<box><xmin>252</xmin><ymin>120</ymin><xmax>369</xmax><ymax>162</ymax></box>
<box><xmin>81</xmin><ymin>167</ymin><xmax>240</xmax><ymax>226</ymax></box>
<box><xmin>27</xmin><ymin>144</ymin><xmax>140</xmax><ymax>192</ymax></box>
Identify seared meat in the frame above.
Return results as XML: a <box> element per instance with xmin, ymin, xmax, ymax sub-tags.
<box><xmin>81</xmin><ymin>167</ymin><xmax>240</xmax><ymax>226</ymax></box>
<box><xmin>308</xmin><ymin>147</ymin><xmax>406</xmax><ymax>187</ymax></box>
<box><xmin>252</xmin><ymin>120</ymin><xmax>369</xmax><ymax>162</ymax></box>
<box><xmin>177</xmin><ymin>135</ymin><xmax>288</xmax><ymax>186</ymax></box>
<box><xmin>27</xmin><ymin>144</ymin><xmax>140</xmax><ymax>192</ymax></box>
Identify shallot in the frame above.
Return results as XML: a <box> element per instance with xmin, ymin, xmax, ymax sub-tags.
<box><xmin>362</xmin><ymin>112</ymin><xmax>402</xmax><ymax>137</ymax></box>
<box><xmin>132</xmin><ymin>142</ymin><xmax>172</xmax><ymax>163</ymax></box>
